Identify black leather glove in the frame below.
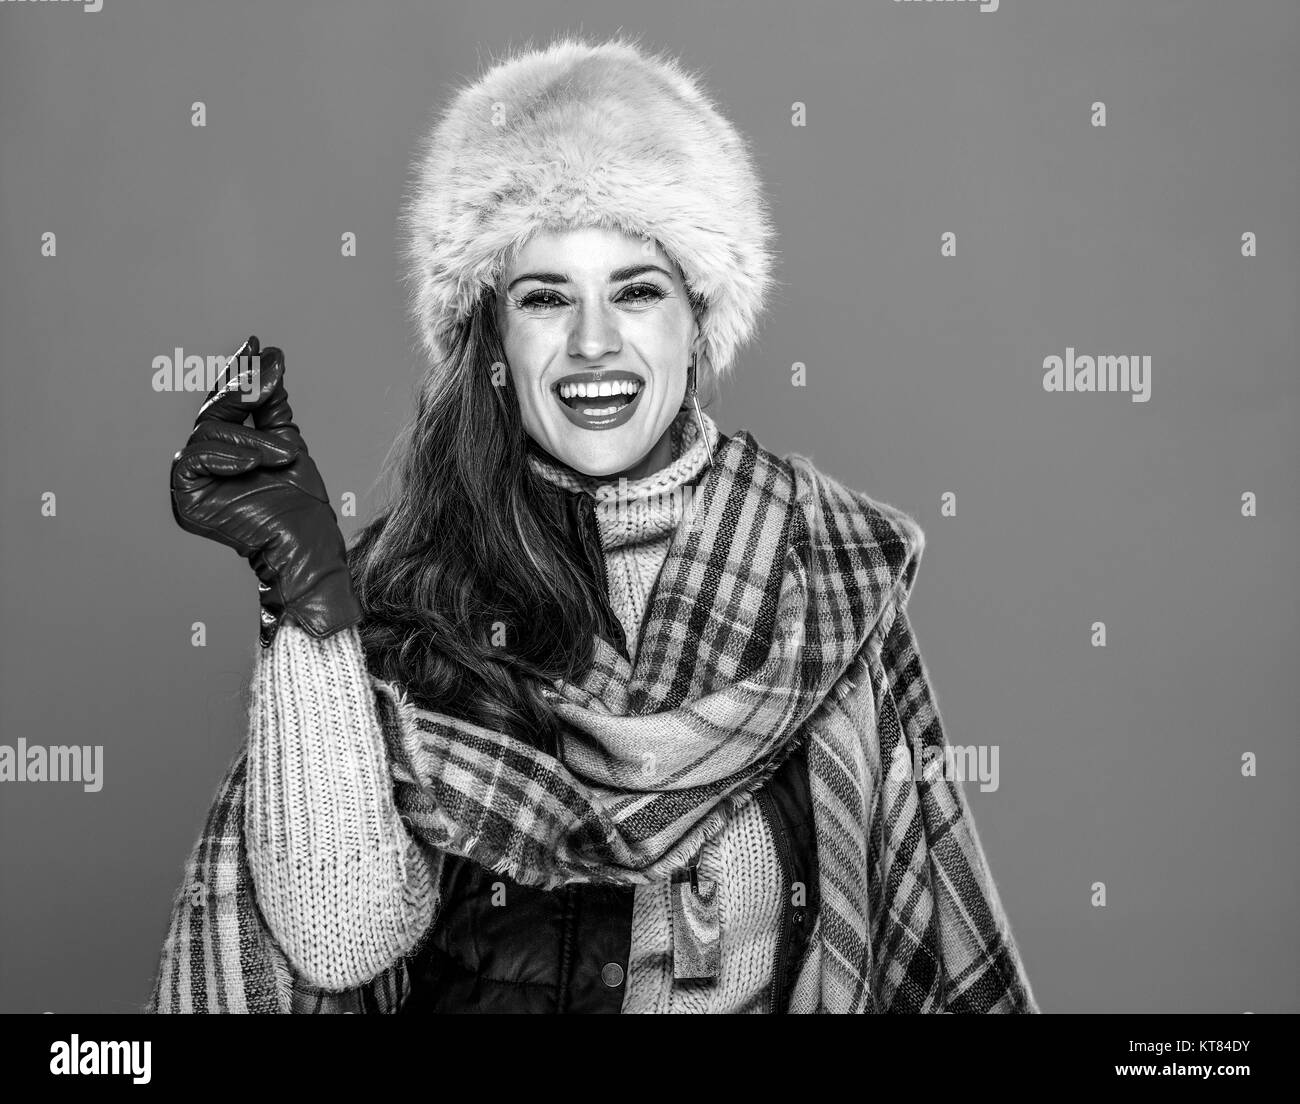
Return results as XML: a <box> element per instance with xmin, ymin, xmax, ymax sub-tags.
<box><xmin>170</xmin><ymin>336</ymin><xmax>364</xmax><ymax>647</ymax></box>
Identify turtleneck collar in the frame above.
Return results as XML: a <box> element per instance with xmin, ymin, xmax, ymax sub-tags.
<box><xmin>528</xmin><ymin>407</ymin><xmax>720</xmax><ymax>551</ymax></box>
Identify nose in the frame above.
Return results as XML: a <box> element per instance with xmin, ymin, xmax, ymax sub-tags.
<box><xmin>567</xmin><ymin>298</ymin><xmax>623</xmax><ymax>363</ymax></box>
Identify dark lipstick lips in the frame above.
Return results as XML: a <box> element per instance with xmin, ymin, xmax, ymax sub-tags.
<box><xmin>552</xmin><ymin>368</ymin><xmax>646</xmax><ymax>432</ymax></box>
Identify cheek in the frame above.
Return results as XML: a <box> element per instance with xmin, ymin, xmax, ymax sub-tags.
<box><xmin>503</xmin><ymin>336</ymin><xmax>545</xmax><ymax>400</ymax></box>
<box><xmin>509</xmin><ymin>366</ymin><xmax>547</xmax><ymax>434</ymax></box>
<box><xmin>502</xmin><ymin>318</ymin><xmax>562</xmax><ymax>378</ymax></box>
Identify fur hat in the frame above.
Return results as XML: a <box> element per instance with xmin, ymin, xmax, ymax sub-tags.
<box><xmin>399</xmin><ymin>33</ymin><xmax>778</xmax><ymax>383</ymax></box>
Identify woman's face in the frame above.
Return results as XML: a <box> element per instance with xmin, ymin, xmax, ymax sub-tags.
<box><xmin>495</xmin><ymin>226</ymin><xmax>701</xmax><ymax>479</ymax></box>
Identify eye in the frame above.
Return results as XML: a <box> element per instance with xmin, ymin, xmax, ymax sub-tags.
<box><xmin>618</xmin><ymin>283</ymin><xmax>667</xmax><ymax>305</ymax></box>
<box><xmin>516</xmin><ymin>289</ymin><xmax>567</xmax><ymax>311</ymax></box>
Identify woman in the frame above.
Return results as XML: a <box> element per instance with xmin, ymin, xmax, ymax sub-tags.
<box><xmin>150</xmin><ymin>33</ymin><xmax>1037</xmax><ymax>1014</ymax></box>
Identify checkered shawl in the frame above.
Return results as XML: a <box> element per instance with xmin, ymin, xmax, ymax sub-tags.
<box><xmin>146</xmin><ymin>428</ymin><xmax>1038</xmax><ymax>1014</ymax></box>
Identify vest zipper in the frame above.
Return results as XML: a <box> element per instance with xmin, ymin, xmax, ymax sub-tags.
<box><xmin>756</xmin><ymin>785</ymin><xmax>796</xmax><ymax>1014</ymax></box>
<box><xmin>578</xmin><ymin>492</ymin><xmax>633</xmax><ymax>662</ymax></box>
<box><xmin>585</xmin><ymin>495</ymin><xmax>610</xmax><ymax>598</ymax></box>
<box><xmin>556</xmin><ymin>884</ymin><xmax>578</xmax><ymax>1014</ymax></box>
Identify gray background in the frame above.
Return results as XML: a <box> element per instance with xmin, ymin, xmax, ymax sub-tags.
<box><xmin>1</xmin><ymin>0</ymin><xmax>1296</xmax><ymax>1013</ymax></box>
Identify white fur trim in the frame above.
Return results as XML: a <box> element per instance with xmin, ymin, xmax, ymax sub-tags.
<box><xmin>399</xmin><ymin>32</ymin><xmax>778</xmax><ymax>382</ymax></box>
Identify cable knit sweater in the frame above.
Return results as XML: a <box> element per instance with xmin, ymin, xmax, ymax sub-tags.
<box><xmin>244</xmin><ymin>409</ymin><xmax>807</xmax><ymax>1011</ymax></box>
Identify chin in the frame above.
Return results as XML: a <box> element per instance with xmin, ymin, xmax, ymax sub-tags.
<box><xmin>544</xmin><ymin>423</ymin><xmax>660</xmax><ymax>478</ymax></box>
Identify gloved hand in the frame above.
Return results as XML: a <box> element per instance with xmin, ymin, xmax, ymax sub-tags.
<box><xmin>170</xmin><ymin>336</ymin><xmax>364</xmax><ymax>647</ymax></box>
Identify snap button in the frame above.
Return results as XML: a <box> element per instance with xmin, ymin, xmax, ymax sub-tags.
<box><xmin>600</xmin><ymin>961</ymin><xmax>625</xmax><ymax>988</ymax></box>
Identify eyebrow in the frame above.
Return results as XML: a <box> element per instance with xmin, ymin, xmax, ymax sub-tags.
<box><xmin>506</xmin><ymin>263</ymin><xmax>673</xmax><ymax>292</ymax></box>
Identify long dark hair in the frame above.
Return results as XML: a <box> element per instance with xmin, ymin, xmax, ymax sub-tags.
<box><xmin>347</xmin><ymin>290</ymin><xmax>607</xmax><ymax>758</ymax></box>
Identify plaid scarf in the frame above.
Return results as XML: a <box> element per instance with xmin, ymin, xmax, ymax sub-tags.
<box><xmin>147</xmin><ymin>427</ymin><xmax>1038</xmax><ymax>1014</ymax></box>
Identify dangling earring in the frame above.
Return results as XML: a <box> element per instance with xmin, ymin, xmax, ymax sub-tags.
<box><xmin>687</xmin><ymin>352</ymin><xmax>715</xmax><ymax>468</ymax></box>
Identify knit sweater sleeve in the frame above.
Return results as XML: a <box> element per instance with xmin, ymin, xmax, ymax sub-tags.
<box><xmin>243</xmin><ymin>618</ymin><xmax>441</xmax><ymax>992</ymax></box>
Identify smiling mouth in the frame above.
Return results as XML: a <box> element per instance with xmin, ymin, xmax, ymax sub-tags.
<box><xmin>552</xmin><ymin>370</ymin><xmax>645</xmax><ymax>430</ymax></box>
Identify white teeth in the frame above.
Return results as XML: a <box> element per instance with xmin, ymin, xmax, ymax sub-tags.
<box><xmin>558</xmin><ymin>380</ymin><xmax>642</xmax><ymax>400</ymax></box>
